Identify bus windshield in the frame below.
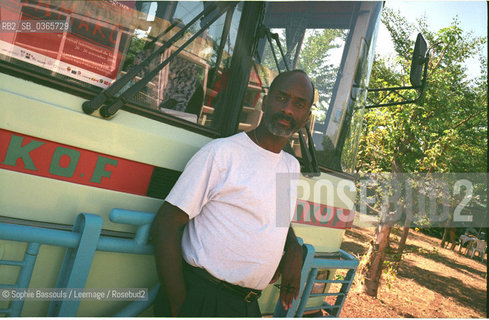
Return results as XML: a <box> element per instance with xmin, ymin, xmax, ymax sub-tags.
<box><xmin>258</xmin><ymin>2</ymin><xmax>365</xmax><ymax>172</ymax></box>
<box><xmin>0</xmin><ymin>0</ymin><xmax>244</xmax><ymax>127</ymax></box>
<box><xmin>0</xmin><ymin>1</ymin><xmax>381</xmax><ymax>173</ymax></box>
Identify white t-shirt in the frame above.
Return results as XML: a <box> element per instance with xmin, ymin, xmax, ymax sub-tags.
<box><xmin>165</xmin><ymin>132</ymin><xmax>300</xmax><ymax>290</ymax></box>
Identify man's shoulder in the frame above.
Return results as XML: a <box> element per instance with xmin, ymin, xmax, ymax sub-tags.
<box><xmin>192</xmin><ymin>132</ymin><xmax>246</xmax><ymax>164</ymax></box>
<box><xmin>204</xmin><ymin>132</ymin><xmax>246</xmax><ymax>150</ymax></box>
<box><xmin>281</xmin><ymin>151</ymin><xmax>301</xmax><ymax>172</ymax></box>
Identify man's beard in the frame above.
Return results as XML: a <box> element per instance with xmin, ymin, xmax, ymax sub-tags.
<box><xmin>265</xmin><ymin>113</ymin><xmax>298</xmax><ymax>138</ymax></box>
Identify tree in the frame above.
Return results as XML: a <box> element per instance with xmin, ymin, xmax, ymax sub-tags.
<box><xmin>260</xmin><ymin>28</ymin><xmax>346</xmax><ymax>120</ymax></box>
<box><xmin>296</xmin><ymin>29</ymin><xmax>346</xmax><ymax>104</ymax></box>
<box><xmin>356</xmin><ymin>7</ymin><xmax>487</xmax><ymax>297</ymax></box>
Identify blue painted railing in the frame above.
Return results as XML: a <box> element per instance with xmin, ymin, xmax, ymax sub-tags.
<box><xmin>273</xmin><ymin>245</ymin><xmax>358</xmax><ymax>317</ymax></box>
<box><xmin>0</xmin><ymin>242</ymin><xmax>40</xmax><ymax>316</ymax></box>
<box><xmin>0</xmin><ymin>208</ymin><xmax>358</xmax><ymax>317</ymax></box>
<box><xmin>0</xmin><ymin>209</ymin><xmax>155</xmax><ymax>317</ymax></box>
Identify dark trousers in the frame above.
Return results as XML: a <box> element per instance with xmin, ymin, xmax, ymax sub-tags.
<box><xmin>154</xmin><ymin>265</ymin><xmax>262</xmax><ymax>317</ymax></box>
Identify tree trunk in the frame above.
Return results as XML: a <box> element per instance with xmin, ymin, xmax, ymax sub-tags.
<box><xmin>361</xmin><ymin>156</ymin><xmax>403</xmax><ymax>296</ymax></box>
<box><xmin>397</xmin><ymin>218</ymin><xmax>411</xmax><ymax>253</ymax></box>
<box><xmin>362</xmin><ymin>224</ymin><xmax>392</xmax><ymax>297</ymax></box>
<box><xmin>440</xmin><ymin>228</ymin><xmax>449</xmax><ymax>248</ymax></box>
<box><xmin>442</xmin><ymin>228</ymin><xmax>458</xmax><ymax>250</ymax></box>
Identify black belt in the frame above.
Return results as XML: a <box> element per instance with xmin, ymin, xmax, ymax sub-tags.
<box><xmin>183</xmin><ymin>262</ymin><xmax>262</xmax><ymax>303</ymax></box>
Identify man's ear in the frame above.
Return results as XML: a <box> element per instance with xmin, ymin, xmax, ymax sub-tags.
<box><xmin>301</xmin><ymin>110</ymin><xmax>312</xmax><ymax>128</ymax></box>
<box><xmin>262</xmin><ymin>94</ymin><xmax>269</xmax><ymax>110</ymax></box>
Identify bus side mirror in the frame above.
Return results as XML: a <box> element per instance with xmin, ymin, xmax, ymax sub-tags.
<box><xmin>410</xmin><ymin>33</ymin><xmax>428</xmax><ymax>88</ymax></box>
<box><xmin>366</xmin><ymin>33</ymin><xmax>429</xmax><ymax>109</ymax></box>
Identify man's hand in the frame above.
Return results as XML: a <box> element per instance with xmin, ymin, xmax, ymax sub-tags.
<box><xmin>169</xmin><ymin>285</ymin><xmax>186</xmax><ymax>316</ymax></box>
<box><xmin>279</xmin><ymin>228</ymin><xmax>303</xmax><ymax>311</ymax></box>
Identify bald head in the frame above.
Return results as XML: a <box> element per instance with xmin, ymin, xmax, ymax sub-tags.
<box><xmin>269</xmin><ymin>70</ymin><xmax>315</xmax><ymax>107</ymax></box>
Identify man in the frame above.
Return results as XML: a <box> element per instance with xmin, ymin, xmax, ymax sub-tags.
<box><xmin>151</xmin><ymin>70</ymin><xmax>315</xmax><ymax>317</ymax></box>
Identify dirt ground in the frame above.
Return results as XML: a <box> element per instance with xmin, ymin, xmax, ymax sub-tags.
<box><xmin>338</xmin><ymin>227</ymin><xmax>487</xmax><ymax>318</ymax></box>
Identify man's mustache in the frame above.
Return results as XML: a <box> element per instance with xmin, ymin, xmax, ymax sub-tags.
<box><xmin>271</xmin><ymin>113</ymin><xmax>296</xmax><ymax>127</ymax></box>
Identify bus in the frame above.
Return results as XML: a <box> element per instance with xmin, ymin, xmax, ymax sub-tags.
<box><xmin>0</xmin><ymin>1</ymin><xmax>427</xmax><ymax>316</ymax></box>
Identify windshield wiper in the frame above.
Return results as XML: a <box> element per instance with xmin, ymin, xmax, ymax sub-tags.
<box><xmin>82</xmin><ymin>2</ymin><xmax>237</xmax><ymax>118</ymax></box>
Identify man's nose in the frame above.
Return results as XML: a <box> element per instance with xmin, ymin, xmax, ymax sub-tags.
<box><xmin>281</xmin><ymin>100</ymin><xmax>295</xmax><ymax>115</ymax></box>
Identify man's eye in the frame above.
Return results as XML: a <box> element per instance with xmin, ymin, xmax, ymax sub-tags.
<box><xmin>295</xmin><ymin>102</ymin><xmax>306</xmax><ymax>109</ymax></box>
<box><xmin>276</xmin><ymin>95</ymin><xmax>287</xmax><ymax>103</ymax></box>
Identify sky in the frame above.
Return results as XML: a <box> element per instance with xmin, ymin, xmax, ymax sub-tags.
<box><xmin>377</xmin><ymin>1</ymin><xmax>487</xmax><ymax>80</ymax></box>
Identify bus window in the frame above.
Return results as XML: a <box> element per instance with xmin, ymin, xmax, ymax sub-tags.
<box><xmin>231</xmin><ymin>64</ymin><xmax>269</xmax><ymax>132</ymax></box>
<box><xmin>340</xmin><ymin>38</ymin><xmax>372</xmax><ymax>173</ymax></box>
<box><xmin>250</xmin><ymin>2</ymin><xmax>381</xmax><ymax>174</ymax></box>
<box><xmin>0</xmin><ymin>0</ymin><xmax>135</xmax><ymax>89</ymax></box>
<box><xmin>302</xmin><ymin>28</ymin><xmax>349</xmax><ymax>170</ymax></box>
<box><xmin>0</xmin><ymin>1</ymin><xmax>243</xmax><ymax>129</ymax></box>
<box><xmin>251</xmin><ymin>2</ymin><xmax>352</xmax><ymax>169</ymax></box>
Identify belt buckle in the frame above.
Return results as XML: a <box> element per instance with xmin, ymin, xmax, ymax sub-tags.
<box><xmin>244</xmin><ymin>291</ymin><xmax>259</xmax><ymax>303</ymax></box>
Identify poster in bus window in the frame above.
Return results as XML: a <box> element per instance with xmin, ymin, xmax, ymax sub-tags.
<box><xmin>0</xmin><ymin>0</ymin><xmax>134</xmax><ymax>88</ymax></box>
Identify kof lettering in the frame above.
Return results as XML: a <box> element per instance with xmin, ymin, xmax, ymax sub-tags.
<box><xmin>1</xmin><ymin>134</ymin><xmax>117</xmax><ymax>183</ymax></box>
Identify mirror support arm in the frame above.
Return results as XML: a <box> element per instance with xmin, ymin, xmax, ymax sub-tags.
<box><xmin>365</xmin><ymin>57</ymin><xmax>428</xmax><ymax>109</ymax></box>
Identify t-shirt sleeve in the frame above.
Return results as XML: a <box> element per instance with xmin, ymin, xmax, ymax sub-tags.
<box><xmin>165</xmin><ymin>143</ymin><xmax>222</xmax><ymax>219</ymax></box>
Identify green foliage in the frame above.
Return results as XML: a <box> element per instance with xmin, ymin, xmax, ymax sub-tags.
<box><xmin>334</xmin><ymin>273</ymin><xmax>345</xmax><ymax>281</ymax></box>
<box><xmin>296</xmin><ymin>29</ymin><xmax>346</xmax><ymax>102</ymax></box>
<box><xmin>356</xmin><ymin>12</ymin><xmax>486</xmax><ymax>294</ymax></box>
<box><xmin>357</xmin><ymin>9</ymin><xmax>487</xmax><ymax>175</ymax></box>
<box><xmin>261</xmin><ymin>28</ymin><xmax>346</xmax><ymax>114</ymax></box>
<box><xmin>123</xmin><ymin>36</ymin><xmax>146</xmax><ymax>70</ymax></box>
<box><xmin>382</xmin><ymin>258</ymin><xmax>398</xmax><ymax>290</ymax></box>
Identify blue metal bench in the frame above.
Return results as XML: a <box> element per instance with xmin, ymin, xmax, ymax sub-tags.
<box><xmin>0</xmin><ymin>209</ymin><xmax>154</xmax><ymax>317</ymax></box>
<box><xmin>0</xmin><ymin>208</ymin><xmax>358</xmax><ymax>317</ymax></box>
<box><xmin>273</xmin><ymin>244</ymin><xmax>358</xmax><ymax>317</ymax></box>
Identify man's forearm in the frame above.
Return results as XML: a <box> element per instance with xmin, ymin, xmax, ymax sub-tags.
<box><xmin>279</xmin><ymin>226</ymin><xmax>303</xmax><ymax>310</ymax></box>
<box><xmin>153</xmin><ymin>220</ymin><xmax>185</xmax><ymax>297</ymax></box>
<box><xmin>151</xmin><ymin>202</ymin><xmax>189</xmax><ymax>316</ymax></box>
<box><xmin>284</xmin><ymin>226</ymin><xmax>302</xmax><ymax>253</ymax></box>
